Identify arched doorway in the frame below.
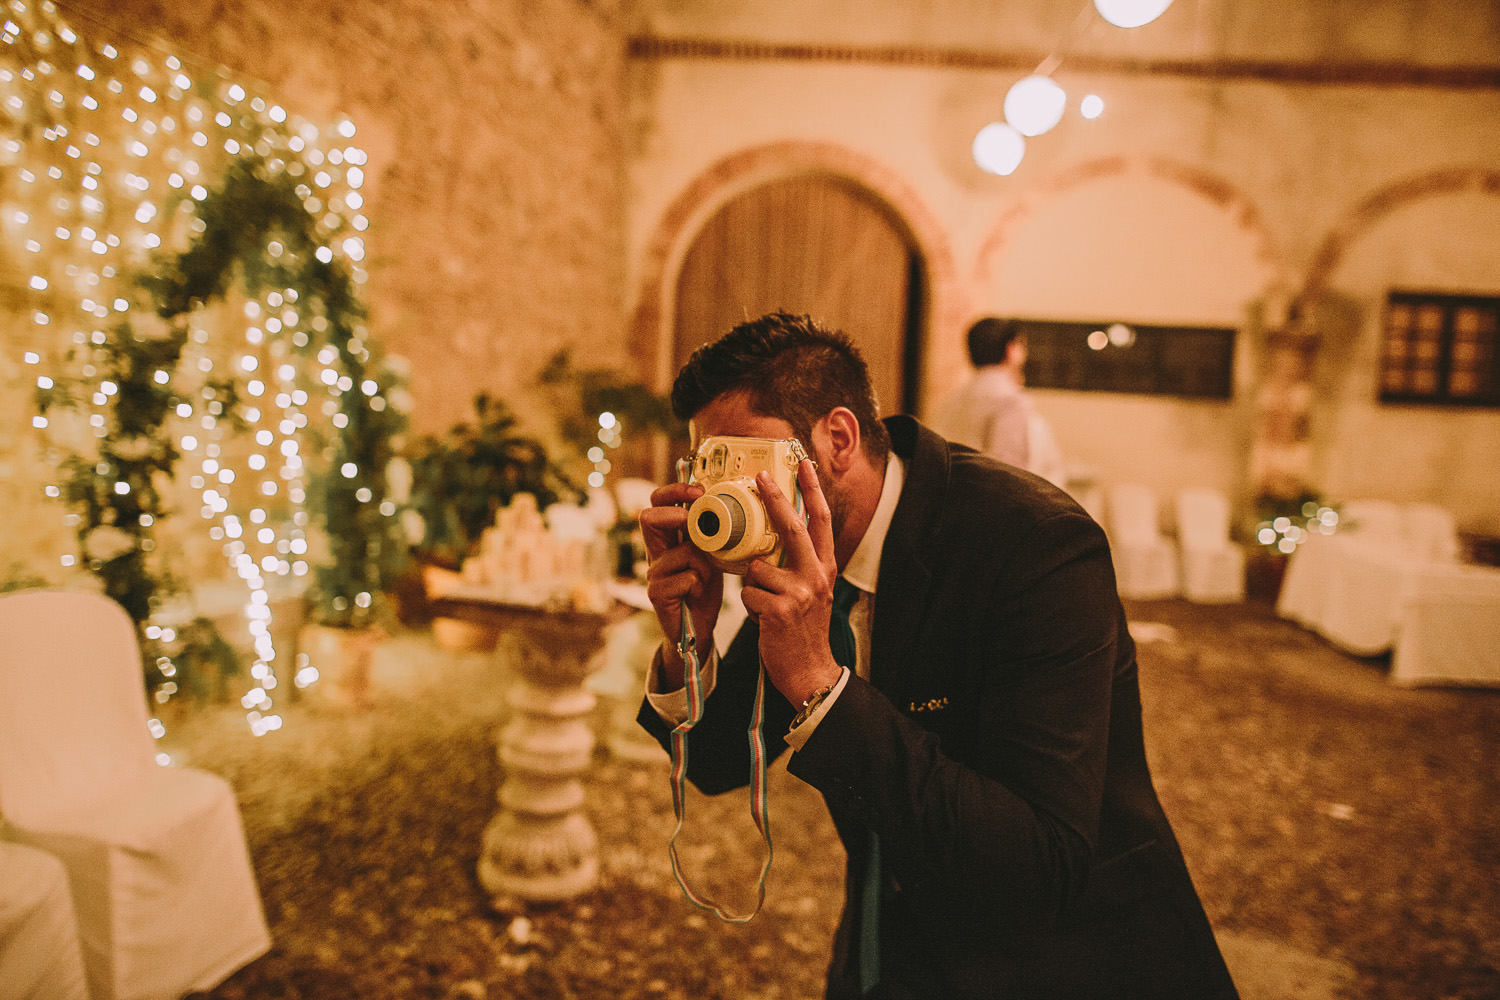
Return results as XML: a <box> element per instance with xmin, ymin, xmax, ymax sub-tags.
<box><xmin>672</xmin><ymin>173</ymin><xmax>925</xmax><ymax>418</ymax></box>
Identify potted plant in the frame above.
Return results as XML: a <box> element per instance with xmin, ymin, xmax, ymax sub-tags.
<box><xmin>403</xmin><ymin>394</ymin><xmax>582</xmax><ymax>648</ymax></box>
<box><xmin>537</xmin><ymin>350</ymin><xmax>684</xmax><ymax>578</ymax></box>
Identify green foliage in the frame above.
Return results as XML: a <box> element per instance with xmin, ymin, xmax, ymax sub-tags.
<box><xmin>406</xmin><ymin>394</ymin><xmax>582</xmax><ymax>567</ymax></box>
<box><xmin>147</xmin><ymin>157</ymin><xmax>409</xmax><ymax>628</ymax></box>
<box><xmin>1249</xmin><ymin>491</ymin><xmax>1340</xmax><ymax>550</ymax></box>
<box><xmin>39</xmin><ymin>154</ymin><xmax>406</xmax><ymax>699</ymax></box>
<box><xmin>151</xmin><ymin>616</ymin><xmax>244</xmax><ymax>702</ymax></box>
<box><xmin>0</xmin><ymin>563</ymin><xmax>48</xmax><ymax>594</ymax></box>
<box><xmin>538</xmin><ymin>349</ymin><xmax>683</xmax><ymax>458</ymax></box>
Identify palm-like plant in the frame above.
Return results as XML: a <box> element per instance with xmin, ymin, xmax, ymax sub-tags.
<box><xmin>406</xmin><ymin>395</ymin><xmax>581</xmax><ymax>568</ymax></box>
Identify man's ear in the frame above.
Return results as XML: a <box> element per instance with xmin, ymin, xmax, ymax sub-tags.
<box><xmin>815</xmin><ymin>407</ymin><xmax>862</xmax><ymax>474</ymax></box>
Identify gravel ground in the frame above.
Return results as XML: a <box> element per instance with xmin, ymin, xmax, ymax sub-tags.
<box><xmin>172</xmin><ymin>599</ymin><xmax>1500</xmax><ymax>1000</ymax></box>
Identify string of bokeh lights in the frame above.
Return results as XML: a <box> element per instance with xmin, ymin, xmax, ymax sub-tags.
<box><xmin>6</xmin><ymin>0</ymin><xmax>379</xmax><ymax>748</ymax></box>
<box><xmin>972</xmin><ymin>0</ymin><xmax>1174</xmax><ymax>176</ymax></box>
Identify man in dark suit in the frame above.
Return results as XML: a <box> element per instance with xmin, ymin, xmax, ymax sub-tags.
<box><xmin>638</xmin><ymin>312</ymin><xmax>1238</xmax><ymax>999</ymax></box>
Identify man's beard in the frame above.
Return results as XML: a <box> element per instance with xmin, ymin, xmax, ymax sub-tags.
<box><xmin>812</xmin><ymin>451</ymin><xmax>849</xmax><ymax>543</ymax></box>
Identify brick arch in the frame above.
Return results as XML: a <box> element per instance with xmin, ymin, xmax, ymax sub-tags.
<box><xmin>628</xmin><ymin>141</ymin><xmax>965</xmax><ymax>403</ymax></box>
<box><xmin>974</xmin><ymin>155</ymin><xmax>1277</xmax><ymax>287</ymax></box>
<box><xmin>1302</xmin><ymin>167</ymin><xmax>1500</xmax><ymax>298</ymax></box>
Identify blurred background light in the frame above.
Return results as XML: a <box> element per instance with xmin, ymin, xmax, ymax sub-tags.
<box><xmin>1094</xmin><ymin>0</ymin><xmax>1174</xmax><ymax>29</ymax></box>
<box><xmin>1004</xmin><ymin>74</ymin><xmax>1067</xmax><ymax>137</ymax></box>
<box><xmin>972</xmin><ymin>122</ymin><xmax>1026</xmax><ymax>176</ymax></box>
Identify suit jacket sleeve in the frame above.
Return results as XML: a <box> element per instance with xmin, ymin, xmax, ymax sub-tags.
<box><xmin>787</xmin><ymin>507</ymin><xmax>1120</xmax><ymax>931</ymax></box>
<box><xmin>636</xmin><ymin>617</ymin><xmax>798</xmax><ymax>795</ymax></box>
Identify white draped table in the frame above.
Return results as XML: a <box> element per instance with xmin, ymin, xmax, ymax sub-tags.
<box><xmin>1277</xmin><ymin>534</ymin><xmax>1500</xmax><ymax>686</ymax></box>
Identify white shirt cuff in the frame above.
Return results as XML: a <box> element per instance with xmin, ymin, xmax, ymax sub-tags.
<box><xmin>785</xmin><ymin>666</ymin><xmax>852</xmax><ymax>752</ymax></box>
<box><xmin>645</xmin><ymin>642</ymin><xmax>719</xmax><ymax>725</ymax></box>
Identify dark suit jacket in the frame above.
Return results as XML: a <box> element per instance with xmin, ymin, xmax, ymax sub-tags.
<box><xmin>639</xmin><ymin>416</ymin><xmax>1239</xmax><ymax>1000</ymax></box>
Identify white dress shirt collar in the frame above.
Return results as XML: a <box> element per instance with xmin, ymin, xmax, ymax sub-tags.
<box><xmin>840</xmin><ymin>452</ymin><xmax>905</xmax><ymax>595</ymax></box>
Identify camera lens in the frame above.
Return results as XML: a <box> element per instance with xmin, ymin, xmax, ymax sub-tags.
<box><xmin>697</xmin><ymin>509</ymin><xmax>721</xmax><ymax>536</ymax></box>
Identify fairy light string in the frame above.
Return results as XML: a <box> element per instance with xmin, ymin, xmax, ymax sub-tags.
<box><xmin>5</xmin><ymin>0</ymin><xmax>403</xmax><ymax>743</ymax></box>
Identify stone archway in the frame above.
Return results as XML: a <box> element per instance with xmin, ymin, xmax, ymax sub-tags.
<box><xmin>970</xmin><ymin>155</ymin><xmax>1280</xmax><ymax>510</ymax></box>
<box><xmin>1297</xmin><ymin>168</ymin><xmax>1500</xmax><ymax>521</ymax></box>
<box><xmin>975</xmin><ymin>154</ymin><xmax>1278</xmax><ymax>289</ymax></box>
<box><xmin>1303</xmin><ymin>167</ymin><xmax>1500</xmax><ymax>299</ymax></box>
<box><xmin>628</xmin><ymin>141</ymin><xmax>964</xmax><ymax>410</ymax></box>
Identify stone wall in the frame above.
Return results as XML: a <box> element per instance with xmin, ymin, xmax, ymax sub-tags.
<box><xmin>59</xmin><ymin>0</ymin><xmax>635</xmax><ymax>436</ymax></box>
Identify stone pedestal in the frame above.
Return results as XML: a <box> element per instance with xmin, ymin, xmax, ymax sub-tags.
<box><xmin>431</xmin><ymin>594</ymin><xmax>617</xmax><ymax>903</ymax></box>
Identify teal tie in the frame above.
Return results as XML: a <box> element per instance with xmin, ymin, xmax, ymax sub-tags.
<box><xmin>829</xmin><ymin>578</ymin><xmax>879</xmax><ymax>994</ymax></box>
<box><xmin>829</xmin><ymin>576</ymin><xmax>859</xmax><ymax>670</ymax></box>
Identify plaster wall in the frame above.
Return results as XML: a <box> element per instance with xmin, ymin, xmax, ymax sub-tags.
<box><xmin>626</xmin><ymin>1</ymin><xmax>1500</xmax><ymax>534</ymax></box>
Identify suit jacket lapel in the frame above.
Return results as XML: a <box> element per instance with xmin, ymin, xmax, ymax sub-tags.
<box><xmin>870</xmin><ymin>417</ymin><xmax>945</xmax><ymax>696</ymax></box>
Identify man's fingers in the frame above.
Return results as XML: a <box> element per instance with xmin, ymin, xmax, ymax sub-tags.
<box><xmin>647</xmin><ymin>566</ymin><xmax>702</xmax><ymax>604</ymax></box>
<box><xmin>757</xmin><ymin>460</ymin><xmax>836</xmax><ymax>573</ymax></box>
<box><xmin>650</xmin><ymin>482</ymin><xmax>703</xmax><ymax>508</ymax></box>
<box><xmin>638</xmin><ymin>504</ymin><xmax>689</xmax><ymax>559</ymax></box>
<box><xmin>647</xmin><ymin>542</ymin><xmax>712</xmax><ymax>588</ymax></box>
<box><xmin>755</xmin><ymin>468</ymin><xmax>818</xmax><ymax>570</ymax></box>
<box><xmin>796</xmin><ymin>459</ymin><xmax>836</xmax><ymax>572</ymax></box>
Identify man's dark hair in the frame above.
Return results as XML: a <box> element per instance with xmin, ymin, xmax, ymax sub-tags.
<box><xmin>672</xmin><ymin>311</ymin><xmax>891</xmax><ymax>462</ymax></box>
<box><xmin>966</xmin><ymin>317</ymin><xmax>1022</xmax><ymax>367</ymax></box>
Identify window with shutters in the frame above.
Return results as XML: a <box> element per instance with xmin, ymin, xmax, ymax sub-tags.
<box><xmin>1380</xmin><ymin>291</ymin><xmax>1500</xmax><ymax>408</ymax></box>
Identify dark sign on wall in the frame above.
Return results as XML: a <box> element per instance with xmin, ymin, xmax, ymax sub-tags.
<box><xmin>1019</xmin><ymin>320</ymin><xmax>1236</xmax><ymax>399</ymax></box>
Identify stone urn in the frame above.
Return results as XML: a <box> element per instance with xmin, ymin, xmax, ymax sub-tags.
<box><xmin>470</xmin><ymin>605</ymin><xmax>615</xmax><ymax>903</ymax></box>
<box><xmin>422</xmin><ymin>563</ymin><xmax>500</xmax><ymax>651</ymax></box>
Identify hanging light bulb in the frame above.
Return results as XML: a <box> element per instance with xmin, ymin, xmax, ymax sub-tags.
<box><xmin>972</xmin><ymin>122</ymin><xmax>1026</xmax><ymax>176</ymax></box>
<box><xmin>1094</xmin><ymin>0</ymin><xmax>1174</xmax><ymax>29</ymax></box>
<box><xmin>1004</xmin><ymin>75</ymin><xmax>1067</xmax><ymax>137</ymax></box>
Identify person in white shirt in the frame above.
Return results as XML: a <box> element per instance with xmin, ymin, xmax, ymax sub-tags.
<box><xmin>933</xmin><ymin>317</ymin><xmax>1066</xmax><ymax>489</ymax></box>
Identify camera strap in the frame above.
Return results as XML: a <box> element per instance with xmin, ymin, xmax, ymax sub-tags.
<box><xmin>666</xmin><ymin>604</ymin><xmax>772</xmax><ymax>923</ymax></box>
<box><xmin>665</xmin><ymin>484</ymin><xmax>804</xmax><ymax>923</ymax></box>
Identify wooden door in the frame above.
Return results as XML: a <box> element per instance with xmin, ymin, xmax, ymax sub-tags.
<box><xmin>673</xmin><ymin>175</ymin><xmax>922</xmax><ymax>417</ymax></box>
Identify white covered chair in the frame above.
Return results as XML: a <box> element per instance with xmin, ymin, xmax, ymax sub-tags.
<box><xmin>0</xmin><ymin>590</ymin><xmax>270</xmax><ymax>1000</ymax></box>
<box><xmin>1175</xmin><ymin>487</ymin><xmax>1246</xmax><ymax>603</ymax></box>
<box><xmin>0</xmin><ymin>839</ymin><xmax>89</xmax><ymax>1000</ymax></box>
<box><xmin>1106</xmin><ymin>483</ymin><xmax>1180</xmax><ymax>600</ymax></box>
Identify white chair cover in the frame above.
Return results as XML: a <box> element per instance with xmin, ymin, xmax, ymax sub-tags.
<box><xmin>1106</xmin><ymin>483</ymin><xmax>1180</xmax><ymax>600</ymax></box>
<box><xmin>0</xmin><ymin>590</ymin><xmax>270</xmax><ymax>1000</ymax></box>
<box><xmin>1175</xmin><ymin>487</ymin><xmax>1246</xmax><ymax>603</ymax></box>
<box><xmin>0</xmin><ymin>840</ymin><xmax>89</xmax><ymax>1000</ymax></box>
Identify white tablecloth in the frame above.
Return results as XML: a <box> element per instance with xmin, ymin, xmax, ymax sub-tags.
<box><xmin>1278</xmin><ymin>534</ymin><xmax>1500</xmax><ymax>686</ymax></box>
<box><xmin>1390</xmin><ymin>565</ymin><xmax>1500</xmax><ymax>687</ymax></box>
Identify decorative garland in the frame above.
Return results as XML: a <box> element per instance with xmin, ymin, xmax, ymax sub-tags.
<box><xmin>145</xmin><ymin>156</ymin><xmax>408</xmax><ymax>630</ymax></box>
<box><xmin>37</xmin><ymin>155</ymin><xmax>405</xmax><ymax>698</ymax></box>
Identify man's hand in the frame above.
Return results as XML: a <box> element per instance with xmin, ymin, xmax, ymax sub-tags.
<box><xmin>640</xmin><ymin>481</ymin><xmax>724</xmax><ymax>691</ymax></box>
<box><xmin>740</xmin><ymin>459</ymin><xmax>844</xmax><ymax>706</ymax></box>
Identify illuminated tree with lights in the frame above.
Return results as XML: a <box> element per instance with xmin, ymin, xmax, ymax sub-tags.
<box><xmin>4</xmin><ymin>1</ymin><xmax>403</xmax><ymax>739</ymax></box>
